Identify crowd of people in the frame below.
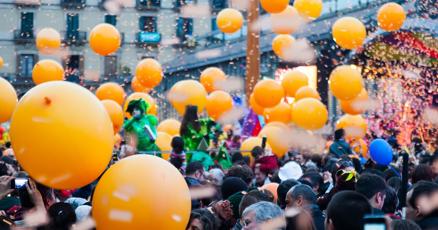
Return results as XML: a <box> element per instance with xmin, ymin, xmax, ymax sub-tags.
<box><xmin>0</xmin><ymin>105</ymin><xmax>437</xmax><ymax>230</ymax></box>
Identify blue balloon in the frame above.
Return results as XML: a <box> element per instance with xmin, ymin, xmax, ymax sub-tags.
<box><xmin>369</xmin><ymin>139</ymin><xmax>393</xmax><ymax>166</ymax></box>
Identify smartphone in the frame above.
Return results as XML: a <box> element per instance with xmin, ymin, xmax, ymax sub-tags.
<box><xmin>10</xmin><ymin>177</ymin><xmax>28</xmax><ymax>189</ymax></box>
<box><xmin>363</xmin><ymin>215</ymin><xmax>386</xmax><ymax>230</ymax></box>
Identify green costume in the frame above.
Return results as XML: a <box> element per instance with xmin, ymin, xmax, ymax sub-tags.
<box><xmin>123</xmin><ymin>99</ymin><xmax>160</xmax><ymax>157</ymax></box>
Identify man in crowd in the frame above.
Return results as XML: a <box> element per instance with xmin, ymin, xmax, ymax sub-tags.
<box><xmin>355</xmin><ymin>173</ymin><xmax>387</xmax><ymax>214</ymax></box>
<box><xmin>329</xmin><ymin>129</ymin><xmax>352</xmax><ymax>158</ymax></box>
<box><xmin>241</xmin><ymin>201</ymin><xmax>283</xmax><ymax>230</ymax></box>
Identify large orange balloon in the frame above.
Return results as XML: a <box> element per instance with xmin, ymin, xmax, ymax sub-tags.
<box><xmin>92</xmin><ymin>155</ymin><xmax>191</xmax><ymax>229</ymax></box>
<box><xmin>250</xmin><ymin>93</ymin><xmax>265</xmax><ymax>115</ymax></box>
<box><xmin>260</xmin><ymin>0</ymin><xmax>289</xmax><ymax>13</ymax></box>
<box><xmin>281</xmin><ymin>70</ymin><xmax>308</xmax><ymax>97</ymax></box>
<box><xmin>329</xmin><ymin>65</ymin><xmax>364</xmax><ymax>100</ymax></box>
<box><xmin>200</xmin><ymin>67</ymin><xmax>227</xmax><ymax>93</ymax></box>
<box><xmin>271</xmin><ymin>6</ymin><xmax>300</xmax><ymax>34</ymax></box>
<box><xmin>95</xmin><ymin>82</ymin><xmax>125</xmax><ymax>106</ymax></box>
<box><xmin>294</xmin><ymin>86</ymin><xmax>321</xmax><ymax>101</ymax></box>
<box><xmin>258</xmin><ymin>123</ymin><xmax>290</xmax><ymax>157</ymax></box>
<box><xmin>377</xmin><ymin>2</ymin><xmax>406</xmax><ymax>31</ymax></box>
<box><xmin>102</xmin><ymin>100</ymin><xmax>124</xmax><ymax>134</ymax></box>
<box><xmin>135</xmin><ymin>58</ymin><xmax>163</xmax><ymax>88</ymax></box>
<box><xmin>340</xmin><ymin>89</ymin><xmax>369</xmax><ymax>115</ymax></box>
<box><xmin>264</xmin><ymin>101</ymin><xmax>292</xmax><ymax>124</ymax></box>
<box><xmin>240</xmin><ymin>137</ymin><xmax>271</xmax><ymax>154</ymax></box>
<box><xmin>32</xmin><ymin>59</ymin><xmax>64</xmax><ymax>85</ymax></box>
<box><xmin>217</xmin><ymin>8</ymin><xmax>244</xmax><ymax>34</ymax></box>
<box><xmin>272</xmin><ymin>34</ymin><xmax>295</xmax><ymax>60</ymax></box>
<box><xmin>260</xmin><ymin>183</ymin><xmax>279</xmax><ymax>202</ymax></box>
<box><xmin>253</xmin><ymin>79</ymin><xmax>284</xmax><ymax>108</ymax></box>
<box><xmin>157</xmin><ymin>119</ymin><xmax>181</xmax><ymax>136</ymax></box>
<box><xmin>332</xmin><ymin>17</ymin><xmax>366</xmax><ymax>49</ymax></box>
<box><xmin>36</xmin><ymin>28</ymin><xmax>61</xmax><ymax>54</ymax></box>
<box><xmin>168</xmin><ymin>80</ymin><xmax>207</xmax><ymax>115</ymax></box>
<box><xmin>0</xmin><ymin>77</ymin><xmax>17</xmax><ymax>123</ymax></box>
<box><xmin>10</xmin><ymin>82</ymin><xmax>113</xmax><ymax>189</ymax></box>
<box><xmin>206</xmin><ymin>91</ymin><xmax>233</xmax><ymax>120</ymax></box>
<box><xmin>131</xmin><ymin>77</ymin><xmax>151</xmax><ymax>93</ymax></box>
<box><xmin>336</xmin><ymin>114</ymin><xmax>368</xmax><ymax>138</ymax></box>
<box><xmin>293</xmin><ymin>0</ymin><xmax>323</xmax><ymax>19</ymax></box>
<box><xmin>124</xmin><ymin>92</ymin><xmax>157</xmax><ymax>117</ymax></box>
<box><xmin>291</xmin><ymin>98</ymin><xmax>328</xmax><ymax>130</ymax></box>
<box><xmin>89</xmin><ymin>23</ymin><xmax>121</xmax><ymax>56</ymax></box>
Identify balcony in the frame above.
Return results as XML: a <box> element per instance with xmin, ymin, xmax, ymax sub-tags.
<box><xmin>63</xmin><ymin>31</ymin><xmax>87</xmax><ymax>46</ymax></box>
<box><xmin>135</xmin><ymin>31</ymin><xmax>161</xmax><ymax>47</ymax></box>
<box><xmin>13</xmin><ymin>29</ymin><xmax>35</xmax><ymax>44</ymax></box>
<box><xmin>61</xmin><ymin>0</ymin><xmax>86</xmax><ymax>10</ymax></box>
<box><xmin>136</xmin><ymin>0</ymin><xmax>161</xmax><ymax>11</ymax></box>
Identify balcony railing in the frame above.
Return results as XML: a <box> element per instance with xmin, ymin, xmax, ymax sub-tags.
<box><xmin>63</xmin><ymin>31</ymin><xmax>87</xmax><ymax>46</ymax></box>
<box><xmin>61</xmin><ymin>0</ymin><xmax>86</xmax><ymax>9</ymax></box>
<box><xmin>136</xmin><ymin>0</ymin><xmax>161</xmax><ymax>11</ymax></box>
<box><xmin>135</xmin><ymin>31</ymin><xmax>161</xmax><ymax>47</ymax></box>
<box><xmin>13</xmin><ymin>29</ymin><xmax>35</xmax><ymax>44</ymax></box>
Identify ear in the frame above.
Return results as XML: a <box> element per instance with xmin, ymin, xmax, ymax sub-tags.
<box><xmin>296</xmin><ymin>195</ymin><xmax>304</xmax><ymax>206</ymax></box>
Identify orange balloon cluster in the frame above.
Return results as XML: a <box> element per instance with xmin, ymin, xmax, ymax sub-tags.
<box><xmin>32</xmin><ymin>59</ymin><xmax>64</xmax><ymax>85</ymax></box>
<box><xmin>336</xmin><ymin>114</ymin><xmax>368</xmax><ymax>138</ymax></box>
<box><xmin>377</xmin><ymin>2</ymin><xmax>406</xmax><ymax>31</ymax></box>
<box><xmin>260</xmin><ymin>0</ymin><xmax>289</xmax><ymax>13</ymax></box>
<box><xmin>329</xmin><ymin>65</ymin><xmax>364</xmax><ymax>100</ymax></box>
<box><xmin>216</xmin><ymin>8</ymin><xmax>244</xmax><ymax>34</ymax></box>
<box><xmin>291</xmin><ymin>98</ymin><xmax>328</xmax><ymax>130</ymax></box>
<box><xmin>124</xmin><ymin>92</ymin><xmax>157</xmax><ymax>117</ymax></box>
<box><xmin>206</xmin><ymin>90</ymin><xmax>233</xmax><ymax>120</ymax></box>
<box><xmin>253</xmin><ymin>79</ymin><xmax>284</xmax><ymax>108</ymax></box>
<box><xmin>135</xmin><ymin>58</ymin><xmax>163</xmax><ymax>89</ymax></box>
<box><xmin>101</xmin><ymin>100</ymin><xmax>124</xmax><ymax>134</ymax></box>
<box><xmin>200</xmin><ymin>67</ymin><xmax>227</xmax><ymax>93</ymax></box>
<box><xmin>95</xmin><ymin>82</ymin><xmax>126</xmax><ymax>106</ymax></box>
<box><xmin>264</xmin><ymin>101</ymin><xmax>292</xmax><ymax>124</ymax></box>
<box><xmin>168</xmin><ymin>80</ymin><xmax>207</xmax><ymax>115</ymax></box>
<box><xmin>131</xmin><ymin>77</ymin><xmax>151</xmax><ymax>93</ymax></box>
<box><xmin>281</xmin><ymin>70</ymin><xmax>308</xmax><ymax>97</ymax></box>
<box><xmin>89</xmin><ymin>23</ymin><xmax>121</xmax><ymax>56</ymax></box>
<box><xmin>272</xmin><ymin>34</ymin><xmax>295</xmax><ymax>60</ymax></box>
<box><xmin>36</xmin><ymin>28</ymin><xmax>61</xmax><ymax>54</ymax></box>
<box><xmin>332</xmin><ymin>17</ymin><xmax>366</xmax><ymax>49</ymax></box>
<box><xmin>250</xmin><ymin>93</ymin><xmax>265</xmax><ymax>115</ymax></box>
<box><xmin>294</xmin><ymin>86</ymin><xmax>321</xmax><ymax>101</ymax></box>
<box><xmin>0</xmin><ymin>77</ymin><xmax>18</xmax><ymax>123</ymax></box>
<box><xmin>259</xmin><ymin>123</ymin><xmax>290</xmax><ymax>158</ymax></box>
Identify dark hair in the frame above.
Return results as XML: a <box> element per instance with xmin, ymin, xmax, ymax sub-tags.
<box><xmin>326</xmin><ymin>191</ymin><xmax>372</xmax><ymax>230</ymax></box>
<box><xmin>231</xmin><ymin>152</ymin><xmax>244</xmax><ymax>164</ymax></box>
<box><xmin>300</xmin><ymin>172</ymin><xmax>323</xmax><ymax>193</ymax></box>
<box><xmin>382</xmin><ymin>187</ymin><xmax>399</xmax><ymax>214</ymax></box>
<box><xmin>251</xmin><ymin>146</ymin><xmax>264</xmax><ymax>159</ymax></box>
<box><xmin>5</xmin><ymin>142</ymin><xmax>11</xmax><ymax>148</ymax></box>
<box><xmin>355</xmin><ymin>173</ymin><xmax>387</xmax><ymax>199</ymax></box>
<box><xmin>226</xmin><ymin>165</ymin><xmax>253</xmax><ymax>185</ymax></box>
<box><xmin>289</xmin><ymin>184</ymin><xmax>317</xmax><ymax>204</ymax></box>
<box><xmin>180</xmin><ymin>105</ymin><xmax>200</xmax><ymax>136</ymax></box>
<box><xmin>188</xmin><ymin>208</ymin><xmax>217</xmax><ymax>230</ymax></box>
<box><xmin>239</xmin><ymin>189</ymin><xmax>274</xmax><ymax>217</ymax></box>
<box><xmin>334</xmin><ymin>129</ymin><xmax>345</xmax><ymax>140</ymax></box>
<box><xmin>390</xmin><ymin>220</ymin><xmax>421</xmax><ymax>230</ymax></box>
<box><xmin>185</xmin><ymin>161</ymin><xmax>204</xmax><ymax>176</ymax></box>
<box><xmin>47</xmin><ymin>203</ymin><xmax>77</xmax><ymax>230</ymax></box>
<box><xmin>411</xmin><ymin>164</ymin><xmax>435</xmax><ymax>184</ymax></box>
<box><xmin>408</xmin><ymin>181</ymin><xmax>438</xmax><ymax>210</ymax></box>
<box><xmin>277</xmin><ymin>179</ymin><xmax>300</xmax><ymax>209</ymax></box>
<box><xmin>387</xmin><ymin>176</ymin><xmax>402</xmax><ymax>192</ymax></box>
<box><xmin>171</xmin><ymin>136</ymin><xmax>184</xmax><ymax>153</ymax></box>
<box><xmin>221</xmin><ymin>177</ymin><xmax>248</xmax><ymax>199</ymax></box>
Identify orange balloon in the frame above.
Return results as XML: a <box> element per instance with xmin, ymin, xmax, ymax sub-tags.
<box><xmin>293</xmin><ymin>0</ymin><xmax>323</xmax><ymax>19</ymax></box>
<box><xmin>200</xmin><ymin>67</ymin><xmax>227</xmax><ymax>93</ymax></box>
<box><xmin>0</xmin><ymin>77</ymin><xmax>18</xmax><ymax>123</ymax></box>
<box><xmin>157</xmin><ymin>119</ymin><xmax>181</xmax><ymax>136</ymax></box>
<box><xmin>291</xmin><ymin>98</ymin><xmax>328</xmax><ymax>130</ymax></box>
<box><xmin>240</xmin><ymin>137</ymin><xmax>272</xmax><ymax>154</ymax></box>
<box><xmin>124</xmin><ymin>92</ymin><xmax>157</xmax><ymax>117</ymax></box>
<box><xmin>336</xmin><ymin>114</ymin><xmax>368</xmax><ymax>138</ymax></box>
<box><xmin>92</xmin><ymin>155</ymin><xmax>191</xmax><ymax>229</ymax></box>
<box><xmin>168</xmin><ymin>80</ymin><xmax>207</xmax><ymax>115</ymax></box>
<box><xmin>102</xmin><ymin>100</ymin><xmax>124</xmax><ymax>134</ymax></box>
<box><xmin>217</xmin><ymin>8</ymin><xmax>244</xmax><ymax>34</ymax></box>
<box><xmin>281</xmin><ymin>70</ymin><xmax>308</xmax><ymax>97</ymax></box>
<box><xmin>329</xmin><ymin>65</ymin><xmax>364</xmax><ymax>100</ymax></box>
<box><xmin>36</xmin><ymin>28</ymin><xmax>61</xmax><ymax>54</ymax></box>
<box><xmin>32</xmin><ymin>59</ymin><xmax>64</xmax><ymax>85</ymax></box>
<box><xmin>253</xmin><ymin>79</ymin><xmax>284</xmax><ymax>108</ymax></box>
<box><xmin>340</xmin><ymin>89</ymin><xmax>369</xmax><ymax>115</ymax></box>
<box><xmin>260</xmin><ymin>0</ymin><xmax>289</xmax><ymax>13</ymax></box>
<box><xmin>10</xmin><ymin>81</ymin><xmax>113</xmax><ymax>189</ymax></box>
<box><xmin>89</xmin><ymin>23</ymin><xmax>121</xmax><ymax>56</ymax></box>
<box><xmin>272</xmin><ymin>34</ymin><xmax>295</xmax><ymax>60</ymax></box>
<box><xmin>260</xmin><ymin>183</ymin><xmax>279</xmax><ymax>202</ymax></box>
<box><xmin>271</xmin><ymin>6</ymin><xmax>300</xmax><ymax>34</ymax></box>
<box><xmin>250</xmin><ymin>93</ymin><xmax>265</xmax><ymax>115</ymax></box>
<box><xmin>95</xmin><ymin>82</ymin><xmax>125</xmax><ymax>106</ymax></box>
<box><xmin>131</xmin><ymin>77</ymin><xmax>151</xmax><ymax>93</ymax></box>
<box><xmin>294</xmin><ymin>86</ymin><xmax>321</xmax><ymax>101</ymax></box>
<box><xmin>264</xmin><ymin>101</ymin><xmax>292</xmax><ymax>124</ymax></box>
<box><xmin>377</xmin><ymin>2</ymin><xmax>406</xmax><ymax>31</ymax></box>
<box><xmin>332</xmin><ymin>17</ymin><xmax>366</xmax><ymax>49</ymax></box>
<box><xmin>156</xmin><ymin>132</ymin><xmax>172</xmax><ymax>156</ymax></box>
<box><xmin>0</xmin><ymin>56</ymin><xmax>3</xmax><ymax>69</ymax></box>
<box><xmin>258</xmin><ymin>124</ymin><xmax>290</xmax><ymax>158</ymax></box>
<box><xmin>135</xmin><ymin>58</ymin><xmax>163</xmax><ymax>89</ymax></box>
<box><xmin>206</xmin><ymin>91</ymin><xmax>233</xmax><ymax>120</ymax></box>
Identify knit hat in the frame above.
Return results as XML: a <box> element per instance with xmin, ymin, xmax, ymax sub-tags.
<box><xmin>226</xmin><ymin>191</ymin><xmax>245</xmax><ymax>218</ymax></box>
<box><xmin>221</xmin><ymin>177</ymin><xmax>248</xmax><ymax>199</ymax></box>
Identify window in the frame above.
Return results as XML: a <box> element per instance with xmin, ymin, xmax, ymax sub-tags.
<box><xmin>104</xmin><ymin>15</ymin><xmax>117</xmax><ymax>26</ymax></box>
<box><xmin>211</xmin><ymin>17</ymin><xmax>218</xmax><ymax>32</ymax></box>
<box><xmin>20</xmin><ymin>12</ymin><xmax>34</xmax><ymax>34</ymax></box>
<box><xmin>174</xmin><ymin>0</ymin><xmax>196</xmax><ymax>8</ymax></box>
<box><xmin>137</xmin><ymin>0</ymin><xmax>161</xmax><ymax>9</ymax></box>
<box><xmin>64</xmin><ymin>55</ymin><xmax>83</xmax><ymax>83</ymax></box>
<box><xmin>66</xmin><ymin>13</ymin><xmax>79</xmax><ymax>36</ymax></box>
<box><xmin>176</xmin><ymin>17</ymin><xmax>193</xmax><ymax>40</ymax></box>
<box><xmin>61</xmin><ymin>0</ymin><xmax>86</xmax><ymax>9</ymax></box>
<box><xmin>139</xmin><ymin>16</ymin><xmax>157</xmax><ymax>32</ymax></box>
<box><xmin>104</xmin><ymin>56</ymin><xmax>118</xmax><ymax>77</ymax></box>
<box><xmin>210</xmin><ymin>0</ymin><xmax>227</xmax><ymax>11</ymax></box>
<box><xmin>17</xmin><ymin>54</ymin><xmax>36</xmax><ymax>78</ymax></box>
